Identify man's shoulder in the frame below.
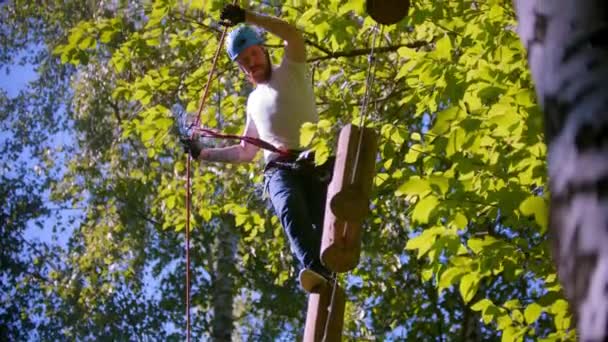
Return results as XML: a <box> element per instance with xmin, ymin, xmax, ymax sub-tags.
<box><xmin>246</xmin><ymin>87</ymin><xmax>264</xmax><ymax>110</ymax></box>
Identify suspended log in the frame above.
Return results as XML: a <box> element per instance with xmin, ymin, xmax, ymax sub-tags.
<box><xmin>303</xmin><ymin>281</ymin><xmax>345</xmax><ymax>342</ymax></box>
<box><xmin>321</xmin><ymin>206</ymin><xmax>362</xmax><ymax>273</ymax></box>
<box><xmin>366</xmin><ymin>0</ymin><xmax>410</xmax><ymax>25</ymax></box>
<box><xmin>299</xmin><ymin>268</ymin><xmax>330</xmax><ymax>294</ymax></box>
<box><xmin>327</xmin><ymin>124</ymin><xmax>378</xmax><ymax>222</ymax></box>
<box><xmin>320</xmin><ymin>124</ymin><xmax>377</xmax><ymax>273</ymax></box>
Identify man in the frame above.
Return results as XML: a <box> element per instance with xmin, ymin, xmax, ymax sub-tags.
<box><xmin>183</xmin><ymin>5</ymin><xmax>332</xmax><ymax>289</ymax></box>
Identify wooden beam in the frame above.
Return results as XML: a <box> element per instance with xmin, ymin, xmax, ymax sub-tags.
<box><xmin>303</xmin><ymin>282</ymin><xmax>346</xmax><ymax>342</ymax></box>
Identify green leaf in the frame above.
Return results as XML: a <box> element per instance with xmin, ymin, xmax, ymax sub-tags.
<box><xmin>459</xmin><ymin>272</ymin><xmax>481</xmax><ymax>304</ymax></box>
<box><xmin>431</xmin><ymin>107</ymin><xmax>460</xmax><ymax>135</ymax></box>
<box><xmin>338</xmin><ymin>0</ymin><xmax>365</xmax><ymax>15</ymax></box>
<box><xmin>155</xmin><ymin>117</ymin><xmax>173</xmax><ymax>130</ymax></box>
<box><xmin>438</xmin><ymin>266</ymin><xmax>468</xmax><ymax>292</ymax></box>
<box><xmin>434</xmin><ymin>35</ymin><xmax>452</xmax><ymax>60</ymax></box>
<box><xmin>166</xmin><ymin>195</ymin><xmax>176</xmax><ymax>210</ymax></box>
<box><xmin>501</xmin><ymin>327</ymin><xmax>516</xmax><ymax>342</ymax></box>
<box><xmin>446</xmin><ymin>127</ymin><xmax>466</xmax><ymax>157</ymax></box>
<box><xmin>548</xmin><ymin>299</ymin><xmax>569</xmax><ymax>316</ymax></box>
<box><xmin>78</xmin><ymin>36</ymin><xmax>94</xmax><ymax>50</ymax></box>
<box><xmin>467</xmin><ymin>236</ymin><xmax>500</xmax><ymax>254</ymax></box>
<box><xmin>235</xmin><ymin>213</ymin><xmax>248</xmax><ymax>227</ymax></box>
<box><xmin>404</xmin><ymin>144</ymin><xmax>422</xmax><ymax>163</ymax></box>
<box><xmin>405</xmin><ymin>226</ymin><xmax>443</xmax><ymax>258</ymax></box>
<box><xmin>512</xmin><ymin>309</ymin><xmax>524</xmax><ymax>324</ymax></box>
<box><xmin>503</xmin><ymin>299</ymin><xmax>521</xmax><ymax>310</ymax></box>
<box><xmin>421</xmin><ymin>268</ymin><xmax>434</xmax><ymax>281</ymax></box>
<box><xmin>317</xmin><ymin>119</ymin><xmax>332</xmax><ymax>132</ymax></box>
<box><xmin>429</xmin><ymin>175</ymin><xmax>449</xmax><ymax>195</ymax></box>
<box><xmin>100</xmin><ymin>30</ymin><xmax>115</xmax><ymax>43</ymax></box>
<box><xmin>449</xmin><ymin>212</ymin><xmax>468</xmax><ymax>230</ymax></box>
<box><xmin>471</xmin><ymin>298</ymin><xmax>493</xmax><ymax>312</ymax></box>
<box><xmin>411</xmin><ymin>195</ymin><xmax>439</xmax><ymax>224</ymax></box>
<box><xmin>524</xmin><ymin>303</ymin><xmax>542</xmax><ymax>324</ymax></box>
<box><xmin>396</xmin><ymin>177</ymin><xmax>431</xmax><ymax>197</ymax></box>
<box><xmin>314</xmin><ymin>142</ymin><xmax>330</xmax><ymax>165</ymax></box>
<box><xmin>519</xmin><ymin>195</ymin><xmax>548</xmax><ymax>233</ymax></box>
<box><xmin>398</xmin><ymin>46</ymin><xmax>419</xmax><ymax>59</ymax></box>
<box><xmin>554</xmin><ymin>314</ymin><xmax>571</xmax><ymax>330</ymax></box>
<box><xmin>300</xmin><ymin>122</ymin><xmax>316</xmax><ymax>147</ymax></box>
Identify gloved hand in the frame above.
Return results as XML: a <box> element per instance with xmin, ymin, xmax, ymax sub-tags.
<box><xmin>180</xmin><ymin>135</ymin><xmax>205</xmax><ymax>159</ymax></box>
<box><xmin>220</xmin><ymin>4</ymin><xmax>246</xmax><ymax>27</ymax></box>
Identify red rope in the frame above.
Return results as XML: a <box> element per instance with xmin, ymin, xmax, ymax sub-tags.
<box><xmin>193</xmin><ymin>127</ymin><xmax>292</xmax><ymax>156</ymax></box>
<box><xmin>184</xmin><ymin>23</ymin><xmax>228</xmax><ymax>342</ymax></box>
<box><xmin>184</xmin><ymin>2</ymin><xmax>238</xmax><ymax>340</ymax></box>
<box><xmin>185</xmin><ymin>156</ymin><xmax>192</xmax><ymax>342</ymax></box>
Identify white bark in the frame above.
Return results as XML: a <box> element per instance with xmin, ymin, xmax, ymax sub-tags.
<box><xmin>211</xmin><ymin>216</ymin><xmax>238</xmax><ymax>341</ymax></box>
<box><xmin>515</xmin><ymin>1</ymin><xmax>608</xmax><ymax>340</ymax></box>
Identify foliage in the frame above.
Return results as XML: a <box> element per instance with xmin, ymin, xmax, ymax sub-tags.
<box><xmin>0</xmin><ymin>0</ymin><xmax>574</xmax><ymax>341</ymax></box>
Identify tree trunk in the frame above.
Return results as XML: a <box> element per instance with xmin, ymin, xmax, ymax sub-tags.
<box><xmin>514</xmin><ymin>1</ymin><xmax>608</xmax><ymax>340</ymax></box>
<box><xmin>210</xmin><ymin>215</ymin><xmax>238</xmax><ymax>342</ymax></box>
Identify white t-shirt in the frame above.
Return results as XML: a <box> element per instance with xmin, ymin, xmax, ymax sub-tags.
<box><xmin>246</xmin><ymin>56</ymin><xmax>317</xmax><ymax>162</ymax></box>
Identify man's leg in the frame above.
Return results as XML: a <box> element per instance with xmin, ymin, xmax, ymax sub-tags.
<box><xmin>265</xmin><ymin>168</ymin><xmax>327</xmax><ymax>275</ymax></box>
<box><xmin>303</xmin><ymin>160</ymin><xmax>335</xmax><ymax>276</ymax></box>
<box><xmin>304</xmin><ymin>161</ymin><xmax>333</xmax><ymax>245</ymax></box>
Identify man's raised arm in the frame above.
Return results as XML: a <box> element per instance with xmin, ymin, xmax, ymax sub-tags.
<box><xmin>221</xmin><ymin>5</ymin><xmax>306</xmax><ymax>62</ymax></box>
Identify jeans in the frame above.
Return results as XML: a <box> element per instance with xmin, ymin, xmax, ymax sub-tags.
<box><xmin>264</xmin><ymin>157</ymin><xmax>334</xmax><ymax>275</ymax></box>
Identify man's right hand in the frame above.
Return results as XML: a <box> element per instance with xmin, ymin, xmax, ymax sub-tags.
<box><xmin>180</xmin><ymin>135</ymin><xmax>205</xmax><ymax>159</ymax></box>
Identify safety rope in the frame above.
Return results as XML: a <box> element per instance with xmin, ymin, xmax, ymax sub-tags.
<box><xmin>321</xmin><ymin>24</ymin><xmax>383</xmax><ymax>342</ymax></box>
<box><xmin>191</xmin><ymin>127</ymin><xmax>293</xmax><ymax>156</ymax></box>
<box><xmin>184</xmin><ymin>3</ymin><xmax>234</xmax><ymax>340</ymax></box>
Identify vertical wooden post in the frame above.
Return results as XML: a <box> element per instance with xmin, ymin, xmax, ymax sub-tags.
<box><xmin>303</xmin><ymin>282</ymin><xmax>346</xmax><ymax>342</ymax></box>
<box><xmin>321</xmin><ymin>201</ymin><xmax>362</xmax><ymax>273</ymax></box>
<box><xmin>326</xmin><ymin>124</ymin><xmax>377</xmax><ymax>222</ymax></box>
<box><xmin>321</xmin><ymin>124</ymin><xmax>377</xmax><ymax>273</ymax></box>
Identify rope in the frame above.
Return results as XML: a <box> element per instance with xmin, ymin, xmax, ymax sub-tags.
<box><xmin>184</xmin><ymin>1</ymin><xmax>236</xmax><ymax>339</ymax></box>
<box><xmin>191</xmin><ymin>127</ymin><xmax>293</xmax><ymax>156</ymax></box>
<box><xmin>321</xmin><ymin>24</ymin><xmax>382</xmax><ymax>342</ymax></box>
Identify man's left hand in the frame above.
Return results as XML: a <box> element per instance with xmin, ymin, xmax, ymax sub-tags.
<box><xmin>220</xmin><ymin>4</ymin><xmax>246</xmax><ymax>26</ymax></box>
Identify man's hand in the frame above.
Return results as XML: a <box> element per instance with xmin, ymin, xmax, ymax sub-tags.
<box><xmin>180</xmin><ymin>135</ymin><xmax>205</xmax><ymax>159</ymax></box>
<box><xmin>220</xmin><ymin>4</ymin><xmax>246</xmax><ymax>27</ymax></box>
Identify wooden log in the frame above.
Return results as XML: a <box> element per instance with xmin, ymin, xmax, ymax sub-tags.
<box><xmin>366</xmin><ymin>0</ymin><xmax>410</xmax><ymax>25</ymax></box>
<box><xmin>303</xmin><ymin>281</ymin><xmax>345</xmax><ymax>342</ymax></box>
<box><xmin>320</xmin><ymin>200</ymin><xmax>362</xmax><ymax>273</ymax></box>
<box><xmin>327</xmin><ymin>124</ymin><xmax>378</xmax><ymax>222</ymax></box>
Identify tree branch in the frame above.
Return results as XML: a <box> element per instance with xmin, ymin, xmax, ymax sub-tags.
<box><xmin>307</xmin><ymin>39</ymin><xmax>433</xmax><ymax>62</ymax></box>
<box><xmin>305</xmin><ymin>38</ymin><xmax>332</xmax><ymax>55</ymax></box>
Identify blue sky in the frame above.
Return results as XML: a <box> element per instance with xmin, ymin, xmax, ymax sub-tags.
<box><xmin>0</xmin><ymin>57</ymin><xmax>36</xmax><ymax>97</ymax></box>
<box><xmin>1</xmin><ymin>56</ymin><xmax>78</xmax><ymax>247</ymax></box>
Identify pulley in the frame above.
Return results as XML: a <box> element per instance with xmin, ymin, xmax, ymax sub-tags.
<box><xmin>366</xmin><ymin>0</ymin><xmax>410</xmax><ymax>25</ymax></box>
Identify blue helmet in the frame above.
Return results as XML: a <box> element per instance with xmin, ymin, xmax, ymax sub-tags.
<box><xmin>226</xmin><ymin>25</ymin><xmax>264</xmax><ymax>61</ymax></box>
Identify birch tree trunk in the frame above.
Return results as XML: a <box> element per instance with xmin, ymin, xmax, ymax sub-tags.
<box><xmin>514</xmin><ymin>1</ymin><xmax>608</xmax><ymax>340</ymax></box>
<box><xmin>210</xmin><ymin>215</ymin><xmax>238</xmax><ymax>341</ymax></box>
